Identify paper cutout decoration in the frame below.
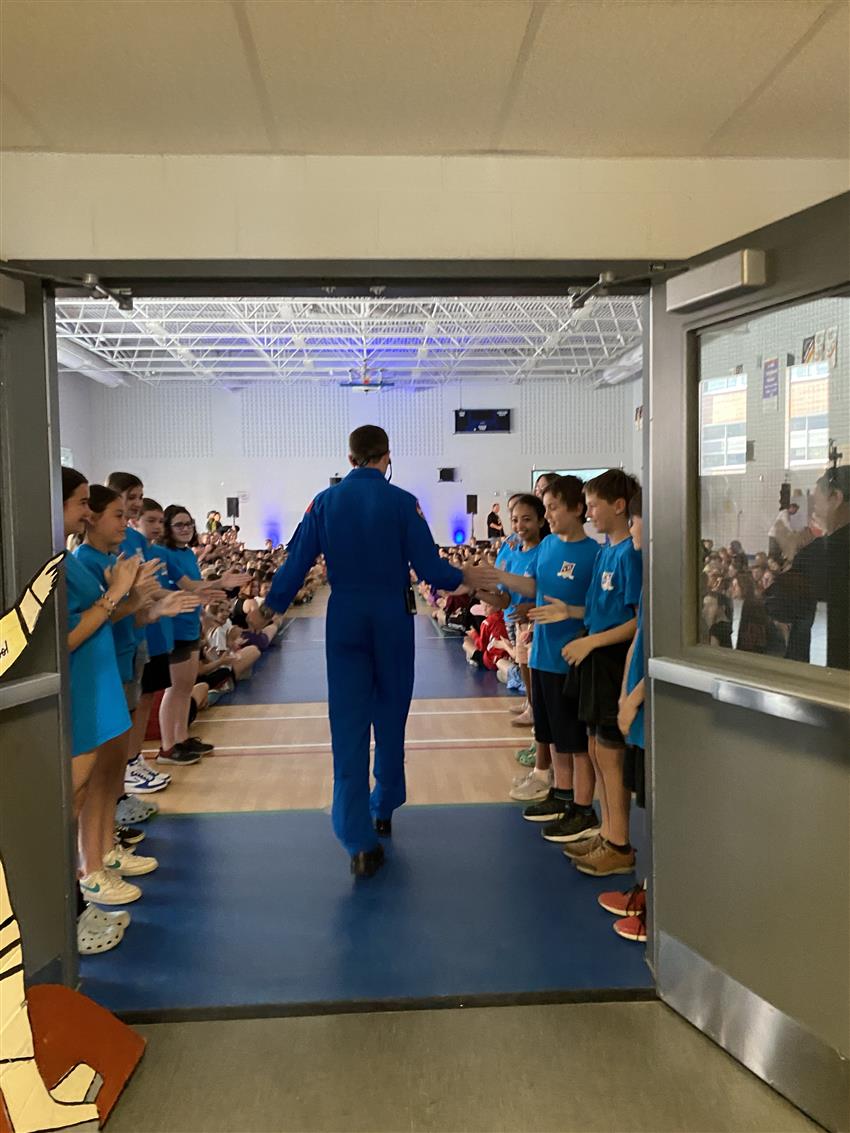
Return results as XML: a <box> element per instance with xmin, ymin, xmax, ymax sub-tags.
<box><xmin>0</xmin><ymin>555</ymin><xmax>65</xmax><ymax>679</ymax></box>
<box><xmin>0</xmin><ymin>558</ymin><xmax>145</xmax><ymax>1129</ymax></box>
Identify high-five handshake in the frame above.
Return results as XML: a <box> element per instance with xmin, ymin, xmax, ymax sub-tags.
<box><xmin>464</xmin><ymin>565</ymin><xmax>585</xmax><ymax>626</ymax></box>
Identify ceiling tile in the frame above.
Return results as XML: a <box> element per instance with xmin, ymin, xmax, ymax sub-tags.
<box><xmin>706</xmin><ymin>3</ymin><xmax>850</xmax><ymax>156</ymax></box>
<box><xmin>244</xmin><ymin>0</ymin><xmax>532</xmax><ymax>153</ymax></box>
<box><xmin>0</xmin><ymin>0</ymin><xmax>271</xmax><ymax>153</ymax></box>
<box><xmin>501</xmin><ymin>0</ymin><xmax>837</xmax><ymax>156</ymax></box>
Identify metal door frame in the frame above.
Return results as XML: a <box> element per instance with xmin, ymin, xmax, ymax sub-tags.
<box><xmin>0</xmin><ymin>277</ymin><xmax>78</xmax><ymax>988</ymax></box>
<box><xmin>647</xmin><ymin>192</ymin><xmax>850</xmax><ymax>1132</ymax></box>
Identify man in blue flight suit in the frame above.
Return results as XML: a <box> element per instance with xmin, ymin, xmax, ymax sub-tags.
<box><xmin>263</xmin><ymin>425</ymin><xmax>498</xmax><ymax>878</ymax></box>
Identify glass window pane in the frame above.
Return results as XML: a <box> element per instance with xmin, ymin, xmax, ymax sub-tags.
<box><xmin>698</xmin><ymin>294</ymin><xmax>850</xmax><ymax>671</ymax></box>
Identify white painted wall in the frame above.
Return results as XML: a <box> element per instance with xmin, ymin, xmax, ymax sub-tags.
<box><xmin>56</xmin><ymin>369</ymin><xmax>93</xmax><ymax>473</ymax></box>
<box><xmin>62</xmin><ymin>373</ymin><xmax>643</xmax><ymax>547</ymax></box>
<box><xmin>3</xmin><ymin>155</ymin><xmax>847</xmax><ymax>261</ymax></box>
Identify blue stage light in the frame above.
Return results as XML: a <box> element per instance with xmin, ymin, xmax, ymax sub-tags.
<box><xmin>453</xmin><ymin>528</ymin><xmax>465</xmax><ymax>545</ymax></box>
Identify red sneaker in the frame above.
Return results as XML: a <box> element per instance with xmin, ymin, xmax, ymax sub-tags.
<box><xmin>613</xmin><ymin>912</ymin><xmax>646</xmax><ymax>942</ymax></box>
<box><xmin>598</xmin><ymin>884</ymin><xmax>646</xmax><ymax>918</ymax></box>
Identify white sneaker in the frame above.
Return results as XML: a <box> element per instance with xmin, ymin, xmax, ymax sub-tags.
<box><xmin>104</xmin><ymin>844</ymin><xmax>158</xmax><ymax>876</ymax></box>
<box><xmin>129</xmin><ymin>752</ymin><xmax>172</xmax><ymax>786</ymax></box>
<box><xmin>509</xmin><ymin>769</ymin><xmax>554</xmax><ymax>801</ymax></box>
<box><xmin>80</xmin><ymin>869</ymin><xmax>141</xmax><ymax>906</ymax></box>
<box><xmin>85</xmin><ymin>904</ymin><xmax>131</xmax><ymax>930</ymax></box>
<box><xmin>124</xmin><ymin>755</ymin><xmax>170</xmax><ymax>795</ymax></box>
<box><xmin>77</xmin><ymin>906</ymin><xmax>125</xmax><ymax>954</ymax></box>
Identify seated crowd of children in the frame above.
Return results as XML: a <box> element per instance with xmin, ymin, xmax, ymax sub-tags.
<box><xmin>62</xmin><ymin>465</ymin><xmax>325</xmax><ymax>957</ymax></box>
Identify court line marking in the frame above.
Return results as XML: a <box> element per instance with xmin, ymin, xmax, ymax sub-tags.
<box><xmin>143</xmin><ymin>737</ymin><xmax>525</xmax><ymax>754</ymax></box>
<box><xmin>201</xmin><ymin>708</ymin><xmax>518</xmax><ymax>722</ymax></box>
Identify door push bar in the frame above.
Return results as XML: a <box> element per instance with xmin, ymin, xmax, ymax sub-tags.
<box><xmin>648</xmin><ymin>657</ymin><xmax>849</xmax><ymax>732</ymax></box>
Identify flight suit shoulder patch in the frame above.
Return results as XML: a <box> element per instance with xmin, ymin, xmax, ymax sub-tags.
<box><xmin>305</xmin><ymin>498</ymin><xmax>315</xmax><ymax>514</ymax></box>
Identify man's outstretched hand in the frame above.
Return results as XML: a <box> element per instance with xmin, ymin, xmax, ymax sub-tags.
<box><xmin>461</xmin><ymin>563</ymin><xmax>502</xmax><ymax>593</ymax></box>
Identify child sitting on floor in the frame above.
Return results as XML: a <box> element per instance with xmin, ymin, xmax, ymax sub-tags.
<box><xmin>462</xmin><ymin>602</ymin><xmax>509</xmax><ymax>669</ymax></box>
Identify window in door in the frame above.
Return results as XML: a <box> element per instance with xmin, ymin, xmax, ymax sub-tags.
<box><xmin>697</xmin><ymin>293</ymin><xmax>850</xmax><ymax>671</ymax></box>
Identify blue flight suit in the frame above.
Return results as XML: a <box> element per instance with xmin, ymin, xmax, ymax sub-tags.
<box><xmin>266</xmin><ymin>468</ymin><xmax>463</xmax><ymax>856</ymax></box>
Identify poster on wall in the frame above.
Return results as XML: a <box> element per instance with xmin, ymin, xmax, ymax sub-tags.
<box><xmin>802</xmin><ymin>335</ymin><xmax>816</xmax><ymax>363</ymax></box>
<box><xmin>761</xmin><ymin>356</ymin><xmax>779</xmax><ymax>413</ymax></box>
<box><xmin>814</xmin><ymin>331</ymin><xmax>826</xmax><ymax>361</ymax></box>
<box><xmin>825</xmin><ymin>326</ymin><xmax>838</xmax><ymax>367</ymax></box>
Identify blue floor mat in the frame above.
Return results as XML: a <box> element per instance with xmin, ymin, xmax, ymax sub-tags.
<box><xmin>229</xmin><ymin>615</ymin><xmax>513</xmax><ymax>705</ymax></box>
<box><xmin>81</xmin><ymin>805</ymin><xmax>651</xmax><ymax>1014</ymax></box>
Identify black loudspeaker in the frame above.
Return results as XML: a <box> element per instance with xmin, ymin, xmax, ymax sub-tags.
<box><xmin>779</xmin><ymin>481</ymin><xmax>791</xmax><ymax>510</ymax></box>
<box><xmin>226</xmin><ymin>496</ymin><xmax>240</xmax><ymax>517</ymax></box>
<box><xmin>466</xmin><ymin>494</ymin><xmax>478</xmax><ymax>515</ymax></box>
<box><xmin>439</xmin><ymin>467</ymin><xmax>457</xmax><ymax>482</ymax></box>
<box><xmin>329</xmin><ymin>476</ymin><xmax>342</xmax><ymax>486</ymax></box>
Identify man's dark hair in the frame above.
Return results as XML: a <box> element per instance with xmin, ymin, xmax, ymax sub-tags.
<box><xmin>584</xmin><ymin>468</ymin><xmax>640</xmax><ymax>507</ymax></box>
<box><xmin>543</xmin><ymin>475</ymin><xmax>587</xmax><ymax>521</ymax></box>
<box><xmin>628</xmin><ymin>487</ymin><xmax>642</xmax><ymax>519</ymax></box>
<box><xmin>349</xmin><ymin>425</ymin><xmax>389</xmax><ymax>466</ymax></box>
<box><xmin>818</xmin><ymin>464</ymin><xmax>850</xmax><ymax>503</ymax></box>
<box><xmin>141</xmin><ymin>497</ymin><xmax>163</xmax><ymax>514</ymax></box>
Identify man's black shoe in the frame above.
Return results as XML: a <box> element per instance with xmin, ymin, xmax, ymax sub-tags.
<box><xmin>375</xmin><ymin>818</ymin><xmax>392</xmax><ymax>837</ymax></box>
<box><xmin>350</xmin><ymin>844</ymin><xmax>385</xmax><ymax>879</ymax></box>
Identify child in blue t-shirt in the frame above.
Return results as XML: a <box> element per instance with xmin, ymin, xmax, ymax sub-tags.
<box><xmin>562</xmin><ymin>469</ymin><xmax>642</xmax><ymax>880</ymax></box>
<box><xmin>619</xmin><ymin>489</ymin><xmax>646</xmax><ymax>810</ymax></box>
<box><xmin>513</xmin><ymin>476</ymin><xmax>601</xmax><ymax>842</ymax></box>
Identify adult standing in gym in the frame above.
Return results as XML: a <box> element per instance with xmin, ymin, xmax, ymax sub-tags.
<box><xmin>263</xmin><ymin>426</ymin><xmax>498</xmax><ymax>878</ymax></box>
<box><xmin>487</xmin><ymin>502</ymin><xmax>505</xmax><ymax>544</ymax></box>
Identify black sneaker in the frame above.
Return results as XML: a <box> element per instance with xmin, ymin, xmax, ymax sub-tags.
<box><xmin>183</xmin><ymin>737</ymin><xmax>214</xmax><ymax>754</ymax></box>
<box><xmin>156</xmin><ymin>746</ymin><xmax>201</xmax><ymax>766</ymax></box>
<box><xmin>522</xmin><ymin>791</ymin><xmax>569</xmax><ymax>823</ymax></box>
<box><xmin>541</xmin><ymin>807</ymin><xmax>601</xmax><ymax>843</ymax></box>
<box><xmin>115</xmin><ymin>824</ymin><xmax>145</xmax><ymax>847</ymax></box>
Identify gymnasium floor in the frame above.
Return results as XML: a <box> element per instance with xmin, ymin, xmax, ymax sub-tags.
<box><xmin>80</xmin><ymin>592</ymin><xmax>652</xmax><ymax>1016</ymax></box>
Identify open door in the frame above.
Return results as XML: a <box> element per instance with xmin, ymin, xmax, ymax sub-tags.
<box><xmin>647</xmin><ymin>193</ymin><xmax>849</xmax><ymax>1132</ymax></box>
<box><xmin>0</xmin><ymin>277</ymin><xmax>77</xmax><ymax>987</ymax></box>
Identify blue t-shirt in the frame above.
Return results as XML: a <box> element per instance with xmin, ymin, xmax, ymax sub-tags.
<box><xmin>626</xmin><ymin>594</ymin><xmax>645</xmax><ymax>749</ymax></box>
<box><xmin>529</xmin><ymin>534</ymin><xmax>600</xmax><ymax>674</ymax></box>
<box><xmin>584</xmin><ymin>536</ymin><xmax>642</xmax><ymax>635</ymax></box>
<box><xmin>161</xmin><ymin>545</ymin><xmax>202</xmax><ymax>641</ymax></box>
<box><xmin>499</xmin><ymin>542</ymin><xmax>541</xmax><ymax>621</ymax></box>
<box><xmin>121</xmin><ymin>527</ymin><xmax>149</xmax><ymax>647</ymax></box>
<box><xmin>65</xmin><ymin>552</ymin><xmax>131</xmax><ymax>755</ymax></box>
<box><xmin>74</xmin><ymin>544</ymin><xmax>136</xmax><ymax>683</ymax></box>
<box><xmin>494</xmin><ymin>532</ymin><xmax>520</xmax><ymax>569</ymax></box>
<box><xmin>124</xmin><ymin>528</ymin><xmax>175</xmax><ymax>658</ymax></box>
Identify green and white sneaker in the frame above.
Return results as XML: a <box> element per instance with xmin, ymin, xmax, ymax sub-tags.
<box><xmin>80</xmin><ymin>869</ymin><xmax>141</xmax><ymax>906</ymax></box>
<box><xmin>104</xmin><ymin>844</ymin><xmax>158</xmax><ymax>877</ymax></box>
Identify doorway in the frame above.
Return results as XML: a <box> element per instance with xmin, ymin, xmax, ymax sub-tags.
<box><xmin>47</xmin><ymin>281</ymin><xmax>653</xmax><ymax>1018</ymax></box>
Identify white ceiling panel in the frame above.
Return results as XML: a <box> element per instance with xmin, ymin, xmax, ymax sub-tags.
<box><xmin>0</xmin><ymin>82</ymin><xmax>50</xmax><ymax>149</ymax></box>
<box><xmin>1</xmin><ymin>0</ymin><xmax>846</xmax><ymax>157</ymax></box>
<box><xmin>501</xmin><ymin>0</ymin><xmax>836</xmax><ymax>156</ymax></box>
<box><xmin>0</xmin><ymin>0</ymin><xmax>271</xmax><ymax>153</ymax></box>
<box><xmin>705</xmin><ymin>2</ymin><xmax>850</xmax><ymax>156</ymax></box>
<box><xmin>244</xmin><ymin>0</ymin><xmax>532</xmax><ymax>154</ymax></box>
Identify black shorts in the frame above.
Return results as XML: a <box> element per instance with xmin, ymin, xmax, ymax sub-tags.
<box><xmin>171</xmin><ymin>637</ymin><xmax>201</xmax><ymax>664</ymax></box>
<box><xmin>141</xmin><ymin>652</ymin><xmax>172</xmax><ymax>694</ymax></box>
<box><xmin>624</xmin><ymin>744</ymin><xmax>646</xmax><ymax>808</ymax></box>
<box><xmin>578</xmin><ymin>641</ymin><xmax>630</xmax><ymax>746</ymax></box>
<box><xmin>531</xmin><ymin>668</ymin><xmax>588</xmax><ymax>753</ymax></box>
